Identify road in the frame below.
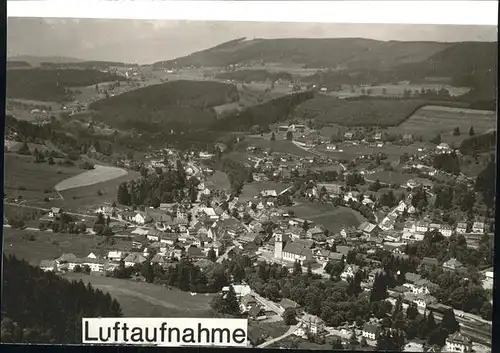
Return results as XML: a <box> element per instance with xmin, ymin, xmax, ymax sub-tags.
<box><xmin>216</xmin><ymin>245</ymin><xmax>235</xmax><ymax>263</ymax></box>
<box><xmin>257</xmin><ymin>324</ymin><xmax>300</xmax><ymax>348</ymax></box>
<box><xmin>5</xmin><ymin>202</ymin><xmax>97</xmax><ymax>220</ymax></box>
<box><xmin>251</xmin><ymin>291</ymin><xmax>284</xmax><ymax>316</ymax></box>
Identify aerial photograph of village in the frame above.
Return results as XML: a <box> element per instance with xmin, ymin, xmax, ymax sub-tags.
<box><xmin>1</xmin><ymin>17</ymin><xmax>496</xmax><ymax>352</ymax></box>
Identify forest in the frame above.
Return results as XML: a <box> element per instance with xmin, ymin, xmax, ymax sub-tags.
<box><xmin>212</xmin><ymin>90</ymin><xmax>315</xmax><ymax>132</ymax></box>
<box><xmin>6</xmin><ymin>68</ymin><xmax>126</xmax><ymax>102</ymax></box>
<box><xmin>89</xmin><ymin>80</ymin><xmax>239</xmax><ymax>132</ymax></box>
<box><xmin>1</xmin><ymin>255</ymin><xmax>123</xmax><ymax>343</ymax></box>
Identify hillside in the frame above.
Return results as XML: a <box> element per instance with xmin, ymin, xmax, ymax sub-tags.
<box><xmin>216</xmin><ymin>69</ymin><xmax>292</xmax><ymax>83</ymax></box>
<box><xmin>1</xmin><ymin>255</ymin><xmax>123</xmax><ymax>343</ymax></box>
<box><xmin>7</xmin><ymin>55</ymin><xmax>83</xmax><ymax>66</ymax></box>
<box><xmin>40</xmin><ymin>61</ymin><xmax>139</xmax><ymax>69</ymax></box>
<box><xmin>153</xmin><ymin>38</ymin><xmax>452</xmax><ymax>69</ymax></box>
<box><xmin>6</xmin><ymin>61</ymin><xmax>32</xmax><ymax>69</ymax></box>
<box><xmin>6</xmin><ymin>68</ymin><xmax>127</xmax><ymax>102</ymax></box>
<box><xmin>154</xmin><ymin>38</ymin><xmax>496</xmax><ymax>99</ymax></box>
<box><xmin>212</xmin><ymin>90</ymin><xmax>315</xmax><ymax>131</ymax></box>
<box><xmin>89</xmin><ymin>80</ymin><xmax>239</xmax><ymax>132</ymax></box>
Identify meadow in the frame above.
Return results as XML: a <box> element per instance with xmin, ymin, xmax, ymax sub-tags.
<box><xmin>390</xmin><ymin>105</ymin><xmax>496</xmax><ymax>140</ymax></box>
<box><xmin>62</xmin><ymin>272</ymin><xmax>215</xmax><ymax>318</ymax></box>
<box><xmin>2</xmin><ymin>228</ymin><xmax>123</xmax><ymax>266</ymax></box>
<box><xmin>3</xmin><ymin>153</ymin><xmax>82</xmax><ymax>202</ymax></box>
<box><xmin>205</xmin><ymin>170</ymin><xmax>231</xmax><ymax>190</ymax></box>
<box><xmin>55</xmin><ymin>165</ymin><xmax>128</xmax><ymax>191</ymax></box>
<box><xmin>288</xmin><ymin>203</ymin><xmax>365</xmax><ymax>233</ymax></box>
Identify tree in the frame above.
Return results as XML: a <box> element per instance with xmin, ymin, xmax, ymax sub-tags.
<box><xmin>349</xmin><ymin>330</ymin><xmax>358</xmax><ymax>348</ymax></box>
<box><xmin>286</xmin><ymin>131</ymin><xmax>293</xmax><ymax>141</ymax></box>
<box><xmin>453</xmin><ymin>127</ymin><xmax>460</xmax><ymax>136</ymax></box>
<box><xmin>469</xmin><ymin>126</ymin><xmax>475</xmax><ymax>136</ymax></box>
<box><xmin>360</xmin><ymin>336</ymin><xmax>367</xmax><ymax>347</ymax></box>
<box><xmin>270</xmin><ymin>132</ymin><xmax>276</xmax><ymax>141</ymax></box>
<box><xmin>406</xmin><ymin>302</ymin><xmax>419</xmax><ymax>320</ymax></box>
<box><xmin>207</xmin><ymin>248</ymin><xmax>217</xmax><ymax>262</ymax></box>
<box><xmin>440</xmin><ymin>309</ymin><xmax>459</xmax><ymax>335</ymax></box>
<box><xmin>283</xmin><ymin>308</ymin><xmax>297</xmax><ymax>325</ymax></box>
<box><xmin>331</xmin><ymin>338</ymin><xmax>343</xmax><ymax>349</ymax></box>
<box><xmin>117</xmin><ymin>182</ymin><xmax>131</xmax><ymax>206</ymax></box>
<box><xmin>292</xmin><ymin>261</ymin><xmax>302</xmax><ymax>276</ymax></box>
<box><xmin>430</xmin><ymin>134</ymin><xmax>441</xmax><ymax>145</ymax></box>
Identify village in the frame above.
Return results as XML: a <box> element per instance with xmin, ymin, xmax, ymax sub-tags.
<box><xmin>10</xmin><ymin>123</ymin><xmax>491</xmax><ymax>352</ymax></box>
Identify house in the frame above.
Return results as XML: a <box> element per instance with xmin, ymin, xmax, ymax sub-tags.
<box><xmin>248</xmin><ymin>305</ymin><xmax>266</xmax><ymax>320</ymax></box>
<box><xmin>39</xmin><ymin>260</ymin><xmax>57</xmax><ymax>272</ymax></box>
<box><xmin>362</xmin><ymin>322</ymin><xmax>381</xmax><ymax>341</ymax></box>
<box><xmin>344</xmin><ymin>132</ymin><xmax>354</xmax><ymax>140</ymax></box>
<box><xmin>420</xmin><ymin>257</ymin><xmax>438</xmax><ymax>269</ymax></box>
<box><xmin>107</xmin><ymin>251</ymin><xmax>125</xmax><ymax>262</ymax></box>
<box><xmin>415</xmin><ymin>222</ymin><xmax>429</xmax><ymax>233</ymax></box>
<box><xmin>403</xmin><ymin>134</ymin><xmax>413</xmax><ymax>142</ymax></box>
<box><xmin>403</xmin><ymin>221</ymin><xmax>416</xmax><ymax>233</ymax></box>
<box><xmin>150</xmin><ymin>253</ymin><xmax>170</xmax><ymax>267</ymax></box>
<box><xmin>133</xmin><ymin>212</ymin><xmax>152</xmax><ymax>225</ymax></box>
<box><xmin>274</xmin><ymin>233</ymin><xmax>313</xmax><ymax>265</ymax></box>
<box><xmin>302</xmin><ymin>315</ymin><xmax>325</xmax><ymax>335</ymax></box>
<box><xmin>472</xmin><ymin>222</ymin><xmax>485</xmax><ymax>234</ymax></box>
<box><xmin>315</xmin><ymin>249</ymin><xmax>343</xmax><ymax>264</ymax></box>
<box><xmin>221</xmin><ymin>285</ymin><xmax>252</xmax><ymax>299</ymax></box>
<box><xmin>56</xmin><ymin>253</ymin><xmax>78</xmax><ymax>267</ymax></box>
<box><xmin>240</xmin><ymin>294</ymin><xmax>258</xmax><ymax>312</ymax></box>
<box><xmin>279</xmin><ymin>298</ymin><xmax>301</xmax><ymax>312</ymax></box>
<box><xmin>81</xmin><ymin>257</ymin><xmax>107</xmax><ymax>273</ymax></box>
<box><xmin>186</xmin><ymin>246</ymin><xmax>205</xmax><ymax>260</ymax></box>
<box><xmin>455</xmin><ymin>222</ymin><xmax>467</xmax><ymax>234</ymax></box>
<box><xmin>379</xmin><ymin>214</ymin><xmax>397</xmax><ymax>231</ymax></box>
<box><xmin>306</xmin><ymin>227</ymin><xmax>324</xmax><ymax>239</ymax></box>
<box><xmin>358</xmin><ymin>222</ymin><xmax>380</xmax><ymax>236</ymax></box>
<box><xmin>413</xmin><ymin>294</ymin><xmax>437</xmax><ymax>311</ymax></box>
<box><xmin>340</xmin><ymin>264</ymin><xmax>359</xmax><ymax>281</ymax></box>
<box><xmin>123</xmin><ymin>253</ymin><xmax>146</xmax><ymax>267</ymax></box>
<box><xmin>445</xmin><ymin>332</ymin><xmax>472</xmax><ymax>353</ymax></box>
<box><xmin>439</xmin><ymin>225</ymin><xmax>453</xmax><ymax>237</ymax></box>
<box><xmin>48</xmin><ymin>207</ymin><xmax>62</xmax><ymax>218</ymax></box>
<box><xmin>405</xmin><ymin>272</ymin><xmax>422</xmax><ymax>284</ymax></box>
<box><xmin>442</xmin><ymin>258</ymin><xmax>464</xmax><ymax>272</ymax></box>
<box><xmin>326</xmin><ymin>144</ymin><xmax>337</xmax><ymax>151</ymax></box>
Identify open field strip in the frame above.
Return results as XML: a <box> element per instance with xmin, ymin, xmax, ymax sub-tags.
<box><xmin>55</xmin><ymin>165</ymin><xmax>128</xmax><ymax>191</ymax></box>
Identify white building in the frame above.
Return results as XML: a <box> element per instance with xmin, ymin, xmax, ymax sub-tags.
<box><xmin>472</xmin><ymin>222</ymin><xmax>485</xmax><ymax>234</ymax></box>
<box><xmin>362</xmin><ymin>322</ymin><xmax>381</xmax><ymax>341</ymax></box>
<box><xmin>444</xmin><ymin>332</ymin><xmax>472</xmax><ymax>353</ymax></box>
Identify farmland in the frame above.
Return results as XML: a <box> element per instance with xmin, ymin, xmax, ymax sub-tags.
<box><xmin>55</xmin><ymin>165</ymin><xmax>128</xmax><ymax>192</ymax></box>
<box><xmin>2</xmin><ymin>228</ymin><xmax>116</xmax><ymax>266</ymax></box>
<box><xmin>62</xmin><ymin>272</ymin><xmax>215</xmax><ymax>318</ymax></box>
<box><xmin>390</xmin><ymin>105</ymin><xmax>496</xmax><ymax>139</ymax></box>
<box><xmin>288</xmin><ymin>203</ymin><xmax>365</xmax><ymax>233</ymax></box>
<box><xmin>295</xmin><ymin>96</ymin><xmax>430</xmax><ymax>127</ymax></box>
<box><xmin>3</xmin><ymin>153</ymin><xmax>82</xmax><ymax>202</ymax></box>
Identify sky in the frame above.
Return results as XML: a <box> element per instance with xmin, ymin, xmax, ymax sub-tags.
<box><xmin>7</xmin><ymin>18</ymin><xmax>497</xmax><ymax>64</ymax></box>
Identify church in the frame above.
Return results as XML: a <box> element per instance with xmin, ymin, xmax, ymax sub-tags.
<box><xmin>274</xmin><ymin>232</ymin><xmax>314</xmax><ymax>265</ymax></box>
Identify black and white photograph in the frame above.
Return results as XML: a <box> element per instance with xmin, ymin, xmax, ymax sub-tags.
<box><xmin>2</xmin><ymin>3</ymin><xmax>497</xmax><ymax>351</ymax></box>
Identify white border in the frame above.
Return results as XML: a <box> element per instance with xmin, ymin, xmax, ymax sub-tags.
<box><xmin>7</xmin><ymin>1</ymin><xmax>499</xmax><ymax>26</ymax></box>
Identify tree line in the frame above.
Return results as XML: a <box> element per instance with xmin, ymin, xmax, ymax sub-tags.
<box><xmin>1</xmin><ymin>255</ymin><xmax>123</xmax><ymax>343</ymax></box>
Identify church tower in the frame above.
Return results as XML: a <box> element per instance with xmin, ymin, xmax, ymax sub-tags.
<box><xmin>274</xmin><ymin>232</ymin><xmax>283</xmax><ymax>260</ymax></box>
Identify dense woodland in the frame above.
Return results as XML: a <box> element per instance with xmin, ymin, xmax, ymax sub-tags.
<box><xmin>213</xmin><ymin>91</ymin><xmax>315</xmax><ymax>131</ymax></box>
<box><xmin>6</xmin><ymin>68</ymin><xmax>126</xmax><ymax>102</ymax></box>
<box><xmin>89</xmin><ymin>80</ymin><xmax>239</xmax><ymax>132</ymax></box>
<box><xmin>1</xmin><ymin>255</ymin><xmax>123</xmax><ymax>343</ymax></box>
<box><xmin>459</xmin><ymin>131</ymin><xmax>497</xmax><ymax>155</ymax></box>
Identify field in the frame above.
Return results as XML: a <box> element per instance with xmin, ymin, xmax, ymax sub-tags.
<box><xmin>55</xmin><ymin>165</ymin><xmax>128</xmax><ymax>191</ymax></box>
<box><xmin>391</xmin><ymin>105</ymin><xmax>496</xmax><ymax>140</ymax></box>
<box><xmin>3</xmin><ymin>153</ymin><xmax>82</xmax><ymax>202</ymax></box>
<box><xmin>205</xmin><ymin>171</ymin><xmax>231</xmax><ymax>190</ymax></box>
<box><xmin>288</xmin><ymin>203</ymin><xmax>365</xmax><ymax>233</ymax></box>
<box><xmin>326</xmin><ymin>82</ymin><xmax>471</xmax><ymax>99</ymax></box>
<box><xmin>2</xmin><ymin>228</ymin><xmax>122</xmax><ymax>265</ymax></box>
<box><xmin>62</xmin><ymin>272</ymin><xmax>215</xmax><ymax>318</ymax></box>
<box><xmin>59</xmin><ymin>169</ymin><xmax>140</xmax><ymax>212</ymax></box>
<box><xmin>365</xmin><ymin>170</ymin><xmax>417</xmax><ymax>186</ymax></box>
<box><xmin>295</xmin><ymin>96</ymin><xmax>430</xmax><ymax>127</ymax></box>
